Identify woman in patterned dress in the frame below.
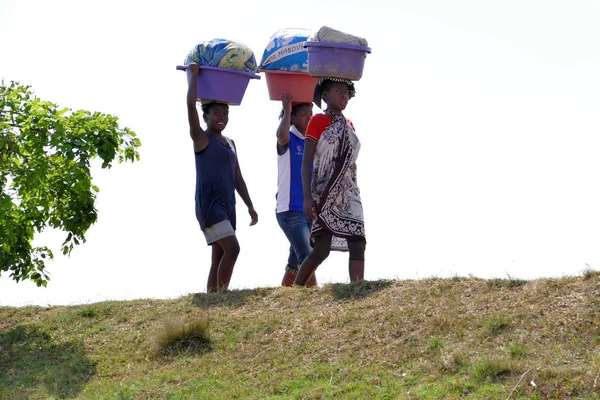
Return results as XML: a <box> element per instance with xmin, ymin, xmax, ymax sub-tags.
<box><xmin>294</xmin><ymin>77</ymin><xmax>366</xmax><ymax>286</ymax></box>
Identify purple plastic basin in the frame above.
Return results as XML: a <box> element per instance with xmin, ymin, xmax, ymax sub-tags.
<box><xmin>303</xmin><ymin>41</ymin><xmax>371</xmax><ymax>81</ymax></box>
<box><xmin>177</xmin><ymin>65</ymin><xmax>261</xmax><ymax>105</ymax></box>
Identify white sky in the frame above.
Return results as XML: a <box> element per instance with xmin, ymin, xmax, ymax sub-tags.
<box><xmin>1</xmin><ymin>0</ymin><xmax>599</xmax><ymax>307</ymax></box>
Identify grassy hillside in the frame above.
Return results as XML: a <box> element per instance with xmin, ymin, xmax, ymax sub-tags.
<box><xmin>1</xmin><ymin>273</ymin><xmax>600</xmax><ymax>399</ymax></box>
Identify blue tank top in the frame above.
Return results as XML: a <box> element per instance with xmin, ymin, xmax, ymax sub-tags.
<box><xmin>194</xmin><ymin>134</ymin><xmax>237</xmax><ymax>230</ymax></box>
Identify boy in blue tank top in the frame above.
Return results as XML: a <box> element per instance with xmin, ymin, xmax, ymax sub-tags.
<box><xmin>186</xmin><ymin>62</ymin><xmax>258</xmax><ymax>293</ymax></box>
<box><xmin>275</xmin><ymin>92</ymin><xmax>317</xmax><ymax>287</ymax></box>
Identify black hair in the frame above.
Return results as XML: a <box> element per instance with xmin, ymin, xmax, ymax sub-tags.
<box><xmin>320</xmin><ymin>79</ymin><xmax>356</xmax><ymax>99</ymax></box>
<box><xmin>320</xmin><ymin>79</ymin><xmax>335</xmax><ymax>94</ymax></box>
<box><xmin>201</xmin><ymin>102</ymin><xmax>229</xmax><ymax>115</ymax></box>
<box><xmin>278</xmin><ymin>102</ymin><xmax>312</xmax><ymax>120</ymax></box>
<box><xmin>313</xmin><ymin>78</ymin><xmax>357</xmax><ymax>109</ymax></box>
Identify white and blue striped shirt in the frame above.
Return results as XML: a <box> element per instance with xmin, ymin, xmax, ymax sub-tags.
<box><xmin>276</xmin><ymin>125</ymin><xmax>306</xmax><ymax>213</ymax></box>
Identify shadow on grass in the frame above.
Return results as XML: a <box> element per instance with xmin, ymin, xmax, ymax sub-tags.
<box><xmin>191</xmin><ymin>287</ymin><xmax>274</xmax><ymax>309</ymax></box>
<box><xmin>0</xmin><ymin>324</ymin><xmax>96</xmax><ymax>399</ymax></box>
<box><xmin>154</xmin><ymin>340</ymin><xmax>214</xmax><ymax>360</ymax></box>
<box><xmin>328</xmin><ymin>279</ymin><xmax>395</xmax><ymax>301</ymax></box>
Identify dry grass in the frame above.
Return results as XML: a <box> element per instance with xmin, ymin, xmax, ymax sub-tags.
<box><xmin>152</xmin><ymin>314</ymin><xmax>211</xmax><ymax>356</ymax></box>
<box><xmin>583</xmin><ymin>265</ymin><xmax>600</xmax><ymax>280</ymax></box>
<box><xmin>2</xmin><ymin>273</ymin><xmax>600</xmax><ymax>398</ymax></box>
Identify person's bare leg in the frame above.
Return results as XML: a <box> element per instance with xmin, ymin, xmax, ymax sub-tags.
<box><xmin>306</xmin><ymin>272</ymin><xmax>317</xmax><ymax>287</ymax></box>
<box><xmin>284</xmin><ymin>268</ymin><xmax>317</xmax><ymax>287</ymax></box>
<box><xmin>294</xmin><ymin>258</ymin><xmax>319</xmax><ymax>286</ymax></box>
<box><xmin>349</xmin><ymin>260</ymin><xmax>364</xmax><ymax>282</ymax></box>
<box><xmin>215</xmin><ymin>235</ymin><xmax>240</xmax><ymax>291</ymax></box>
<box><xmin>207</xmin><ymin>243</ymin><xmax>223</xmax><ymax>293</ymax></box>
<box><xmin>295</xmin><ymin>235</ymin><xmax>330</xmax><ymax>286</ymax></box>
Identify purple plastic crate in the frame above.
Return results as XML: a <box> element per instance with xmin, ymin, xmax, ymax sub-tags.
<box><xmin>303</xmin><ymin>41</ymin><xmax>372</xmax><ymax>81</ymax></box>
<box><xmin>177</xmin><ymin>65</ymin><xmax>260</xmax><ymax>105</ymax></box>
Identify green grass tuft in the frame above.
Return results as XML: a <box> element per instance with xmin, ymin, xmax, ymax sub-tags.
<box><xmin>487</xmin><ymin>274</ymin><xmax>528</xmax><ymax>290</ymax></box>
<box><xmin>471</xmin><ymin>357</ymin><xmax>514</xmax><ymax>383</ymax></box>
<box><xmin>509</xmin><ymin>342</ymin><xmax>528</xmax><ymax>359</ymax></box>
<box><xmin>484</xmin><ymin>313</ymin><xmax>512</xmax><ymax>336</ymax></box>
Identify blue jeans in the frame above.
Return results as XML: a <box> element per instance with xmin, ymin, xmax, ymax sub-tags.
<box><xmin>276</xmin><ymin>210</ymin><xmax>313</xmax><ymax>272</ymax></box>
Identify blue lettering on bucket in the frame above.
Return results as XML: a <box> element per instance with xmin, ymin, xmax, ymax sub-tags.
<box><xmin>262</xmin><ymin>43</ymin><xmax>306</xmax><ymax>67</ymax></box>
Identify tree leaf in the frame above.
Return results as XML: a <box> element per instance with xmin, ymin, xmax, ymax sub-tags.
<box><xmin>0</xmin><ymin>80</ymin><xmax>142</xmax><ymax>285</ymax></box>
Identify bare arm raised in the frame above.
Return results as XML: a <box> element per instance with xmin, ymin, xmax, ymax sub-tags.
<box><xmin>276</xmin><ymin>92</ymin><xmax>293</xmax><ymax>153</ymax></box>
<box><xmin>186</xmin><ymin>63</ymin><xmax>209</xmax><ymax>152</ymax></box>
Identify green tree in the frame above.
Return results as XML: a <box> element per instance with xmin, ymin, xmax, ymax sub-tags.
<box><xmin>0</xmin><ymin>81</ymin><xmax>141</xmax><ymax>286</ymax></box>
